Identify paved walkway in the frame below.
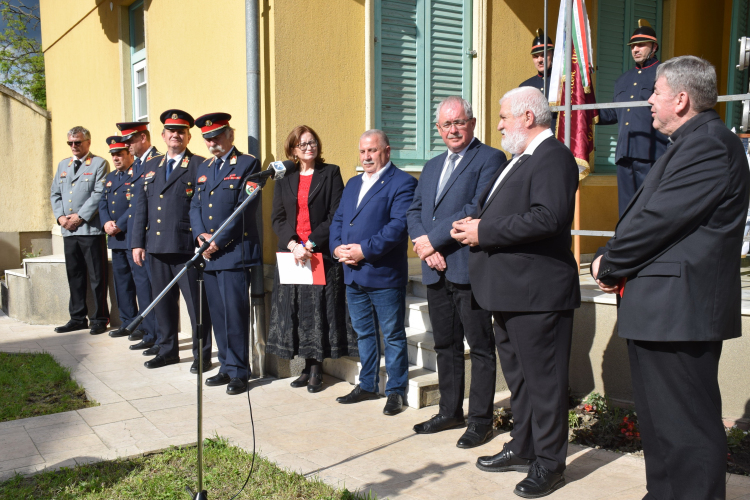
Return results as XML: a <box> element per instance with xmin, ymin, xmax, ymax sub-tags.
<box><xmin>1</xmin><ymin>312</ymin><xmax>749</xmax><ymax>499</ymax></box>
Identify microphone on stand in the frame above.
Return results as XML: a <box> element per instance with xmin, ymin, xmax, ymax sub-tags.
<box><xmin>246</xmin><ymin>160</ymin><xmax>294</xmax><ymax>181</ymax></box>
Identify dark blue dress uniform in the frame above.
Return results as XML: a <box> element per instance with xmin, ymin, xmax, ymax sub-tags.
<box><xmin>598</xmin><ymin>56</ymin><xmax>668</xmax><ymax>215</ymax></box>
<box><xmin>131</xmin><ymin>109</ymin><xmax>212</xmax><ymax>367</ymax></box>
<box><xmin>520</xmin><ymin>30</ymin><xmax>556</xmax><ymax>132</ymax></box>
<box><xmin>190</xmin><ymin>113</ymin><xmax>262</xmax><ymax>383</ymax></box>
<box><xmin>121</xmin><ymin>140</ymin><xmax>161</xmax><ymax>347</ymax></box>
<box><xmin>99</xmin><ymin>136</ymin><xmax>138</xmax><ymax>331</ymax></box>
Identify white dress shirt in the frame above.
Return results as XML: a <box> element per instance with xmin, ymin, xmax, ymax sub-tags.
<box><xmin>166</xmin><ymin>149</ymin><xmax>186</xmax><ymax>168</ymax></box>
<box><xmin>138</xmin><ymin>146</ymin><xmax>154</xmax><ymax>165</ymax></box>
<box><xmin>357</xmin><ymin>161</ymin><xmax>392</xmax><ymax>207</ymax></box>
<box><xmin>486</xmin><ymin>128</ymin><xmax>554</xmax><ymax>200</ymax></box>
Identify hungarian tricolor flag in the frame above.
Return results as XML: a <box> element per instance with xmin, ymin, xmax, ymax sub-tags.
<box><xmin>548</xmin><ymin>0</ymin><xmax>598</xmax><ymax>180</ymax></box>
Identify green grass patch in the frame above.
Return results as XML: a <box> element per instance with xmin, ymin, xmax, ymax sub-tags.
<box><xmin>0</xmin><ymin>437</ymin><xmax>375</xmax><ymax>499</ymax></box>
<box><xmin>0</xmin><ymin>351</ymin><xmax>95</xmax><ymax>422</ymax></box>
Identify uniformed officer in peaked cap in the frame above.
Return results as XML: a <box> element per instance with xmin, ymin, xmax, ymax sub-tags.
<box><xmin>117</xmin><ymin>121</ymin><xmax>160</xmax><ymax>350</ymax></box>
<box><xmin>99</xmin><ymin>137</ymin><xmax>140</xmax><ymax>339</ymax></box>
<box><xmin>598</xmin><ymin>19</ymin><xmax>668</xmax><ymax>216</ymax></box>
<box><xmin>519</xmin><ymin>29</ymin><xmax>556</xmax><ymax>132</ymax></box>
<box><xmin>131</xmin><ymin>109</ymin><xmax>213</xmax><ymax>372</ymax></box>
<box><xmin>50</xmin><ymin>126</ymin><xmax>110</xmax><ymax>335</ymax></box>
<box><xmin>189</xmin><ymin>112</ymin><xmax>262</xmax><ymax>395</ymax></box>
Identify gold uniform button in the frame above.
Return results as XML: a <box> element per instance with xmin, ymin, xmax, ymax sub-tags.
<box><xmin>244</xmin><ymin>232</ymin><xmax>248</xmax><ymax>236</ymax></box>
<box><xmin>69</xmin><ymin>191</ymin><xmax>73</xmax><ymax>194</ymax></box>
<box><xmin>157</xmin><ymin>219</ymin><xmax>161</xmax><ymax>223</ymax></box>
<box><xmin>68</xmin><ymin>199</ymin><xmax>72</xmax><ymax>202</ymax></box>
<box><xmin>156</xmin><ymin>232</ymin><xmax>160</xmax><ymax>235</ymax></box>
<box><xmin>210</xmin><ymin>229</ymin><xmax>214</xmax><ymax>233</ymax></box>
<box><xmin>209</xmin><ymin>216</ymin><xmax>213</xmax><ymax>220</ymax></box>
<box><xmin>210</xmin><ymin>191</ymin><xmax>214</xmax><ymax>195</ymax></box>
<box><xmin>209</xmin><ymin>204</ymin><xmax>212</xmax><ymax>208</ymax></box>
<box><xmin>630</xmin><ymin>95</ymin><xmax>634</xmax><ymax>98</ymax></box>
<box><xmin>112</xmin><ymin>201</ymin><xmax>115</xmax><ymax>204</ymax></box>
<box><xmin>188</xmin><ymin>182</ymin><xmax>192</xmax><ymax>186</ymax></box>
<box><xmin>625</xmin><ymin>122</ymin><xmax>629</xmax><ymax>125</ymax></box>
<box><xmin>158</xmin><ymin>207</ymin><xmax>161</xmax><ymax>210</ymax></box>
<box><xmin>69</xmin><ymin>208</ymin><xmax>73</xmax><ymax>211</ymax></box>
<box><xmin>129</xmin><ymin>204</ymin><xmax>132</xmax><ymax>207</ymax></box>
<box><xmin>229</xmin><ymin>184</ymin><xmax>233</xmax><ymax>189</ymax></box>
<box><xmin>129</xmin><ymin>215</ymin><xmax>132</xmax><ymax>218</ymax></box>
<box><xmin>112</xmin><ymin>210</ymin><xmax>115</xmax><ymax>213</ymax></box>
<box><xmin>627</xmin><ymin>109</ymin><xmax>630</xmax><ymax>112</ymax></box>
<box><xmin>638</xmin><ymin>70</ymin><xmax>642</xmax><ymax>74</ymax></box>
<box><xmin>72</xmin><ymin>183</ymin><xmax>75</xmax><ymax>186</ymax></box>
<box><xmin>160</xmin><ymin>195</ymin><xmax>164</xmax><ymax>198</ymax></box>
<box><xmin>633</xmin><ymin>82</ymin><xmax>637</xmax><ymax>86</ymax></box>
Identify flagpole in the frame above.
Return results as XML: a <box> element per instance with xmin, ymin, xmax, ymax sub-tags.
<box><xmin>563</xmin><ymin>0</ymin><xmax>581</xmax><ymax>272</ymax></box>
<box><xmin>543</xmin><ymin>0</ymin><xmax>548</xmax><ymax>98</ymax></box>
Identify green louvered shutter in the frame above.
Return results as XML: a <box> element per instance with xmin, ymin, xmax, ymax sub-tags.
<box><xmin>375</xmin><ymin>0</ymin><xmax>472</xmax><ymax>167</ymax></box>
<box><xmin>425</xmin><ymin>0</ymin><xmax>472</xmax><ymax>158</ymax></box>
<box><xmin>727</xmin><ymin>0</ymin><xmax>750</xmax><ymax>130</ymax></box>
<box><xmin>376</xmin><ymin>0</ymin><xmax>421</xmax><ymax>156</ymax></box>
<box><xmin>594</xmin><ymin>0</ymin><xmax>661</xmax><ymax>174</ymax></box>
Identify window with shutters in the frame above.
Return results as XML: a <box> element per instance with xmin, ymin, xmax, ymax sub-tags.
<box><xmin>727</xmin><ymin>0</ymin><xmax>750</xmax><ymax>130</ymax></box>
<box><xmin>130</xmin><ymin>1</ymin><xmax>148</xmax><ymax>122</ymax></box>
<box><xmin>595</xmin><ymin>0</ymin><xmax>662</xmax><ymax>174</ymax></box>
<box><xmin>374</xmin><ymin>0</ymin><xmax>472</xmax><ymax>167</ymax></box>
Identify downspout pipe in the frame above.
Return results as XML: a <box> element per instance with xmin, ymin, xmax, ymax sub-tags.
<box><xmin>246</xmin><ymin>0</ymin><xmax>266</xmax><ymax>378</ymax></box>
<box><xmin>564</xmin><ymin>0</ymin><xmax>572</xmax><ymax>148</ymax></box>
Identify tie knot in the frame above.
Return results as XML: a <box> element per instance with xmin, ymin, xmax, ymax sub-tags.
<box><xmin>74</xmin><ymin>159</ymin><xmax>81</xmax><ymax>167</ymax></box>
<box><xmin>168</xmin><ymin>159</ymin><xmax>175</xmax><ymax>168</ymax></box>
<box><xmin>216</xmin><ymin>158</ymin><xmax>224</xmax><ymax>168</ymax></box>
<box><xmin>449</xmin><ymin>153</ymin><xmax>460</xmax><ymax>162</ymax></box>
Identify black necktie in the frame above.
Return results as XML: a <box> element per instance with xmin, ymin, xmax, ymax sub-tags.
<box><xmin>166</xmin><ymin>159</ymin><xmax>176</xmax><ymax>180</ymax></box>
<box><xmin>117</xmin><ymin>171</ymin><xmax>123</xmax><ymax>181</ymax></box>
<box><xmin>214</xmin><ymin>158</ymin><xmax>224</xmax><ymax>180</ymax></box>
<box><xmin>73</xmin><ymin>159</ymin><xmax>81</xmax><ymax>174</ymax></box>
<box><xmin>132</xmin><ymin>158</ymin><xmax>141</xmax><ymax>175</ymax></box>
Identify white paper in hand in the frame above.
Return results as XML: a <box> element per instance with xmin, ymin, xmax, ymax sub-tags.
<box><xmin>276</xmin><ymin>252</ymin><xmax>313</xmax><ymax>285</ymax></box>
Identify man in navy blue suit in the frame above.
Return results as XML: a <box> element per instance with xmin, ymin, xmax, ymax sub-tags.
<box><xmin>330</xmin><ymin>130</ymin><xmax>417</xmax><ymax>416</ymax></box>
<box><xmin>407</xmin><ymin>96</ymin><xmax>503</xmax><ymax>448</ymax></box>
<box><xmin>190</xmin><ymin>112</ymin><xmax>262</xmax><ymax>396</ymax></box>
<box><xmin>99</xmin><ymin>136</ymin><xmax>139</xmax><ymax>339</ymax></box>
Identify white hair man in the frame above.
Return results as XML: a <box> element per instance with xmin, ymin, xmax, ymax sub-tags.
<box><xmin>452</xmin><ymin>86</ymin><xmax>581</xmax><ymax>497</ymax></box>
<box><xmin>593</xmin><ymin>55</ymin><xmax>749</xmax><ymax>500</ymax></box>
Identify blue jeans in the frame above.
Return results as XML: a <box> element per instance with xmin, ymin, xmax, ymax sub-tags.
<box><xmin>346</xmin><ymin>283</ymin><xmax>408</xmax><ymax>397</ymax></box>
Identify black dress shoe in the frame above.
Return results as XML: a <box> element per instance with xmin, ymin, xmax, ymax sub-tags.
<box><xmin>190</xmin><ymin>358</ymin><xmax>213</xmax><ymax>374</ymax></box>
<box><xmin>336</xmin><ymin>384</ymin><xmax>380</xmax><ymax>404</ymax></box>
<box><xmin>477</xmin><ymin>443</ymin><xmax>534</xmax><ymax>473</ymax></box>
<box><xmin>142</xmin><ymin>345</ymin><xmax>160</xmax><ymax>356</ymax></box>
<box><xmin>144</xmin><ymin>355</ymin><xmax>179</xmax><ymax>369</ymax></box>
<box><xmin>414</xmin><ymin>414</ymin><xmax>465</xmax><ymax>434</ymax></box>
<box><xmin>290</xmin><ymin>372</ymin><xmax>309</xmax><ymax>388</ymax></box>
<box><xmin>128</xmin><ymin>329</ymin><xmax>145</xmax><ymax>341</ymax></box>
<box><xmin>129</xmin><ymin>340</ymin><xmax>154</xmax><ymax>351</ymax></box>
<box><xmin>307</xmin><ymin>372</ymin><xmax>323</xmax><ymax>393</ymax></box>
<box><xmin>109</xmin><ymin>327</ymin><xmax>129</xmax><ymax>338</ymax></box>
<box><xmin>226</xmin><ymin>378</ymin><xmax>248</xmax><ymax>395</ymax></box>
<box><xmin>514</xmin><ymin>462</ymin><xmax>565</xmax><ymax>498</ymax></box>
<box><xmin>457</xmin><ymin>422</ymin><xmax>494</xmax><ymax>449</ymax></box>
<box><xmin>89</xmin><ymin>322</ymin><xmax>108</xmax><ymax>335</ymax></box>
<box><xmin>54</xmin><ymin>319</ymin><xmax>88</xmax><ymax>333</ymax></box>
<box><xmin>383</xmin><ymin>393</ymin><xmax>404</xmax><ymax>416</ymax></box>
<box><xmin>206</xmin><ymin>372</ymin><xmax>231</xmax><ymax>387</ymax></box>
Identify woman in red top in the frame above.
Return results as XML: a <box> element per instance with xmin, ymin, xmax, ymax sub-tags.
<box><xmin>267</xmin><ymin>125</ymin><xmax>356</xmax><ymax>392</ymax></box>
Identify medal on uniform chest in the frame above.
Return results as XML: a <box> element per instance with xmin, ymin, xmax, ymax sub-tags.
<box><xmin>246</xmin><ymin>181</ymin><xmax>258</xmax><ymax>195</ymax></box>
<box><xmin>60</xmin><ymin>171</ymin><xmax>67</xmax><ymax>179</ymax></box>
<box><xmin>197</xmin><ymin>175</ymin><xmax>207</xmax><ymax>184</ymax></box>
<box><xmin>230</xmin><ymin>155</ymin><xmax>237</xmax><ymax>165</ymax></box>
<box><xmin>186</xmin><ymin>187</ymin><xmax>194</xmax><ymax>197</ymax></box>
<box><xmin>106</xmin><ymin>181</ymin><xmax>112</xmax><ymax>187</ymax></box>
<box><xmin>145</xmin><ymin>170</ymin><xmax>155</xmax><ymax>179</ymax></box>
<box><xmin>181</xmin><ymin>157</ymin><xmax>189</xmax><ymax>168</ymax></box>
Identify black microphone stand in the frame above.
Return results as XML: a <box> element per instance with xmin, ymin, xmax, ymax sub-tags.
<box><xmin>123</xmin><ymin>171</ymin><xmax>277</xmax><ymax>500</ymax></box>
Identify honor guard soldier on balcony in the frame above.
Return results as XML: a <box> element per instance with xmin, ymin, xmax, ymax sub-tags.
<box><xmin>598</xmin><ymin>19</ymin><xmax>668</xmax><ymax>215</ymax></box>
<box><xmin>99</xmin><ymin>136</ymin><xmax>140</xmax><ymax>340</ymax></box>
<box><xmin>116</xmin><ymin>121</ymin><xmax>160</xmax><ymax>349</ymax></box>
<box><xmin>131</xmin><ymin>109</ymin><xmax>213</xmax><ymax>372</ymax></box>
<box><xmin>190</xmin><ymin>112</ymin><xmax>262</xmax><ymax>396</ymax></box>
<box><xmin>519</xmin><ymin>29</ymin><xmax>556</xmax><ymax>132</ymax></box>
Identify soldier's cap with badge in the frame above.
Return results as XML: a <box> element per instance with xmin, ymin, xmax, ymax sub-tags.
<box><xmin>628</xmin><ymin>19</ymin><xmax>658</xmax><ymax>46</ymax></box>
<box><xmin>531</xmin><ymin>29</ymin><xmax>554</xmax><ymax>55</ymax></box>
<box><xmin>159</xmin><ymin>109</ymin><xmax>195</xmax><ymax>130</ymax></box>
<box><xmin>195</xmin><ymin>112</ymin><xmax>232</xmax><ymax>139</ymax></box>
<box><xmin>116</xmin><ymin>121</ymin><xmax>149</xmax><ymax>141</ymax></box>
<box><xmin>106</xmin><ymin>136</ymin><xmax>128</xmax><ymax>153</ymax></box>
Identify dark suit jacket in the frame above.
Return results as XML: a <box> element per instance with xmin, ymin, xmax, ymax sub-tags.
<box><xmin>468</xmin><ymin>136</ymin><xmax>581</xmax><ymax>312</ymax></box>
<box><xmin>406</xmin><ymin>138</ymin><xmax>504</xmax><ymax>285</ymax></box>
<box><xmin>189</xmin><ymin>146</ymin><xmax>262</xmax><ymax>270</ymax></box>
<box><xmin>271</xmin><ymin>162</ymin><xmax>344</xmax><ymax>261</ymax></box>
<box><xmin>124</xmin><ymin>146</ymin><xmax>160</xmax><ymax>249</ymax></box>
<box><xmin>329</xmin><ymin>163</ymin><xmax>418</xmax><ymax>288</ymax></box>
<box><xmin>131</xmin><ymin>148</ymin><xmax>205</xmax><ymax>254</ymax></box>
<box><xmin>99</xmin><ymin>168</ymin><xmax>133</xmax><ymax>250</ymax></box>
<box><xmin>595</xmin><ymin>110</ymin><xmax>750</xmax><ymax>342</ymax></box>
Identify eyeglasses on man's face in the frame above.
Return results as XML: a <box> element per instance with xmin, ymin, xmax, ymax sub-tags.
<box><xmin>67</xmin><ymin>140</ymin><xmax>86</xmax><ymax>146</ymax></box>
<box><xmin>295</xmin><ymin>140</ymin><xmax>318</xmax><ymax>150</ymax></box>
<box><xmin>437</xmin><ymin>119</ymin><xmax>471</xmax><ymax>131</ymax></box>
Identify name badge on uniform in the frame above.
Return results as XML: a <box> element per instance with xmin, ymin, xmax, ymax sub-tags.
<box><xmin>197</xmin><ymin>175</ymin><xmax>207</xmax><ymax>184</ymax></box>
<box><xmin>145</xmin><ymin>171</ymin><xmax>155</xmax><ymax>179</ymax></box>
<box><xmin>106</xmin><ymin>181</ymin><xmax>112</xmax><ymax>187</ymax></box>
<box><xmin>246</xmin><ymin>181</ymin><xmax>258</xmax><ymax>195</ymax></box>
<box><xmin>230</xmin><ymin>155</ymin><xmax>237</xmax><ymax>165</ymax></box>
<box><xmin>181</xmin><ymin>157</ymin><xmax>189</xmax><ymax>168</ymax></box>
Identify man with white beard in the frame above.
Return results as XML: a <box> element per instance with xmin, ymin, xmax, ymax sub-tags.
<box><xmin>451</xmin><ymin>87</ymin><xmax>581</xmax><ymax>498</ymax></box>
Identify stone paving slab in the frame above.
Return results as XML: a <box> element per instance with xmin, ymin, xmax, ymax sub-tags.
<box><xmin>1</xmin><ymin>311</ymin><xmax>749</xmax><ymax>499</ymax></box>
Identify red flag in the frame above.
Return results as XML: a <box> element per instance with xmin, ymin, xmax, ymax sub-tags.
<box><xmin>556</xmin><ymin>47</ymin><xmax>598</xmax><ymax>179</ymax></box>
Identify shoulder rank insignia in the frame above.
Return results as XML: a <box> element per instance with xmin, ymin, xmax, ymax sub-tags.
<box><xmin>246</xmin><ymin>181</ymin><xmax>258</xmax><ymax>195</ymax></box>
<box><xmin>60</xmin><ymin>171</ymin><xmax>67</xmax><ymax>178</ymax></box>
<box><xmin>67</xmin><ymin>158</ymin><xmax>73</xmax><ymax>166</ymax></box>
<box><xmin>209</xmin><ymin>157</ymin><xmax>215</xmax><ymax>167</ymax></box>
<box><xmin>197</xmin><ymin>175</ymin><xmax>207</xmax><ymax>184</ymax></box>
<box><xmin>230</xmin><ymin>155</ymin><xmax>237</xmax><ymax>165</ymax></box>
<box><xmin>106</xmin><ymin>181</ymin><xmax>112</xmax><ymax>187</ymax></box>
<box><xmin>85</xmin><ymin>156</ymin><xmax>92</xmax><ymax>166</ymax></box>
<box><xmin>181</xmin><ymin>157</ymin><xmax>189</xmax><ymax>168</ymax></box>
<box><xmin>159</xmin><ymin>157</ymin><xmax>166</xmax><ymax>167</ymax></box>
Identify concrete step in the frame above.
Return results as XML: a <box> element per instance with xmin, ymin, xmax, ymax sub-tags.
<box><xmin>405</xmin><ymin>295</ymin><xmax>431</xmax><ymax>332</ymax></box>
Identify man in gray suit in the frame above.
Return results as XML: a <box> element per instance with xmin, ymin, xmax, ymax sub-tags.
<box><xmin>406</xmin><ymin>96</ymin><xmax>504</xmax><ymax>448</ymax></box>
<box><xmin>50</xmin><ymin>126</ymin><xmax>110</xmax><ymax>335</ymax></box>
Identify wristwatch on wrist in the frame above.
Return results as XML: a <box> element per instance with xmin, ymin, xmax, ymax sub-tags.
<box><xmin>307</xmin><ymin>240</ymin><xmax>316</xmax><ymax>249</ymax></box>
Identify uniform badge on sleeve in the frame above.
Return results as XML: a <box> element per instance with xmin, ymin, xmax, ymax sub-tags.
<box><xmin>246</xmin><ymin>181</ymin><xmax>258</xmax><ymax>195</ymax></box>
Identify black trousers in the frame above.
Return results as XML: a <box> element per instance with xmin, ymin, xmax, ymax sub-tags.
<box><xmin>493</xmin><ymin>310</ymin><xmax>573</xmax><ymax>473</ymax></box>
<box><xmin>628</xmin><ymin>339</ymin><xmax>726</xmax><ymax>500</ymax></box>
<box><xmin>127</xmin><ymin>248</ymin><xmax>157</xmax><ymax>343</ymax></box>
<box><xmin>149</xmin><ymin>253</ymin><xmax>212</xmax><ymax>361</ymax></box>
<box><xmin>427</xmin><ymin>277</ymin><xmax>495</xmax><ymax>424</ymax></box>
<box><xmin>616</xmin><ymin>158</ymin><xmax>654</xmax><ymax>216</ymax></box>
<box><xmin>63</xmin><ymin>235</ymin><xmax>109</xmax><ymax>324</ymax></box>
<box><xmin>204</xmin><ymin>269</ymin><xmax>250</xmax><ymax>380</ymax></box>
